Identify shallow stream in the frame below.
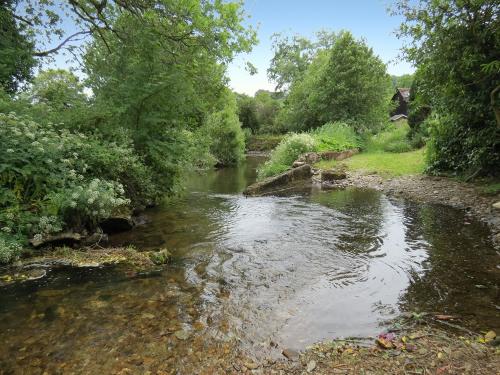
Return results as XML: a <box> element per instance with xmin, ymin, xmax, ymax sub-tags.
<box><xmin>0</xmin><ymin>156</ymin><xmax>498</xmax><ymax>373</ymax></box>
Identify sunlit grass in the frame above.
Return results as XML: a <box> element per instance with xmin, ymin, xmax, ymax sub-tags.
<box><xmin>315</xmin><ymin>148</ymin><xmax>426</xmax><ymax>177</ymax></box>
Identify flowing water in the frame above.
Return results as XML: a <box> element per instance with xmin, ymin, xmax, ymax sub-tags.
<box><xmin>0</xmin><ymin>156</ymin><xmax>499</xmax><ymax>374</ymax></box>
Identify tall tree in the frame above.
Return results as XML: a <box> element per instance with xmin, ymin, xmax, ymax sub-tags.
<box><xmin>394</xmin><ymin>0</ymin><xmax>500</xmax><ymax>175</ymax></box>
<box><xmin>279</xmin><ymin>31</ymin><xmax>392</xmax><ymax>132</ymax></box>
<box><xmin>0</xmin><ymin>1</ymin><xmax>36</xmax><ymax>93</ymax></box>
<box><xmin>267</xmin><ymin>30</ymin><xmax>336</xmax><ymax>92</ymax></box>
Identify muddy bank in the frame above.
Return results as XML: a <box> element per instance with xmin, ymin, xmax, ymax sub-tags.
<box><xmin>323</xmin><ymin>172</ymin><xmax>500</xmax><ymax>249</ymax></box>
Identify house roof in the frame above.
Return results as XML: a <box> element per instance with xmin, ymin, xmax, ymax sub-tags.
<box><xmin>390</xmin><ymin>114</ymin><xmax>408</xmax><ymax>122</ymax></box>
<box><xmin>397</xmin><ymin>88</ymin><xmax>410</xmax><ymax>101</ymax></box>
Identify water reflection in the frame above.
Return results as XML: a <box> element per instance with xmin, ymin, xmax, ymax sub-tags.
<box><xmin>0</xmin><ymin>156</ymin><xmax>498</xmax><ymax>372</ymax></box>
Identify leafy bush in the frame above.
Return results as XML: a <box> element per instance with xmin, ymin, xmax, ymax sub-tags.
<box><xmin>0</xmin><ymin>112</ymin><xmax>133</xmax><ymax>262</ymax></box>
<box><xmin>365</xmin><ymin>123</ymin><xmax>413</xmax><ymax>153</ymax></box>
<box><xmin>257</xmin><ymin>133</ymin><xmax>316</xmax><ymax>179</ymax></box>
<box><xmin>47</xmin><ymin>179</ymin><xmax>130</xmax><ymax>229</ymax></box>
<box><xmin>311</xmin><ymin>122</ymin><xmax>359</xmax><ymax>151</ymax></box>
<box><xmin>425</xmin><ymin>114</ymin><xmax>499</xmax><ymax>175</ymax></box>
<box><xmin>205</xmin><ymin>100</ymin><xmax>245</xmax><ymax>166</ymax></box>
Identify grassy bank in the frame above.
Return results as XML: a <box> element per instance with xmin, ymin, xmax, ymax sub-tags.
<box><xmin>316</xmin><ymin>148</ymin><xmax>426</xmax><ymax>177</ymax></box>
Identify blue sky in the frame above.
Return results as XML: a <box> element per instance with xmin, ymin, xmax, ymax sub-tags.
<box><xmin>228</xmin><ymin>0</ymin><xmax>414</xmax><ymax>95</ymax></box>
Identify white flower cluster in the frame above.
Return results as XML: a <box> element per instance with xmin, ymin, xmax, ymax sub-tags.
<box><xmin>0</xmin><ymin>237</ymin><xmax>23</xmax><ymax>264</ymax></box>
<box><xmin>37</xmin><ymin>216</ymin><xmax>61</xmax><ymax>235</ymax></box>
<box><xmin>64</xmin><ymin>179</ymin><xmax>130</xmax><ymax>221</ymax></box>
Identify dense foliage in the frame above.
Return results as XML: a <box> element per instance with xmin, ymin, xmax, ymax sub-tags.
<box><xmin>395</xmin><ymin>0</ymin><xmax>500</xmax><ymax>176</ymax></box>
<box><xmin>257</xmin><ymin>133</ymin><xmax>316</xmax><ymax>179</ymax></box>
<box><xmin>236</xmin><ymin>90</ymin><xmax>283</xmax><ymax>134</ymax></box>
<box><xmin>0</xmin><ymin>1</ymin><xmax>36</xmax><ymax>94</ymax></box>
<box><xmin>0</xmin><ymin>113</ymin><xmax>134</xmax><ymax>262</ymax></box>
<box><xmin>0</xmin><ymin>0</ymin><xmax>255</xmax><ymax>263</ymax></box>
<box><xmin>277</xmin><ymin>32</ymin><xmax>392</xmax><ymax>132</ymax></box>
<box><xmin>267</xmin><ymin>31</ymin><xmax>337</xmax><ymax>92</ymax></box>
<box><xmin>365</xmin><ymin>123</ymin><xmax>413</xmax><ymax>153</ymax></box>
<box><xmin>391</xmin><ymin>74</ymin><xmax>413</xmax><ymax>89</ymax></box>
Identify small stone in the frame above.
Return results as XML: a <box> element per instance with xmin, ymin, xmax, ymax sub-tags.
<box><xmin>492</xmin><ymin>201</ymin><xmax>500</xmax><ymax>210</ymax></box>
<box><xmin>243</xmin><ymin>361</ymin><xmax>259</xmax><ymax>370</ymax></box>
<box><xmin>306</xmin><ymin>360</ymin><xmax>317</xmax><ymax>372</ymax></box>
<box><xmin>282</xmin><ymin>348</ymin><xmax>299</xmax><ymax>361</ymax></box>
<box><xmin>321</xmin><ymin>169</ymin><xmax>347</xmax><ymax>182</ymax></box>
<box><xmin>174</xmin><ymin>330</ymin><xmax>190</xmax><ymax>340</ymax></box>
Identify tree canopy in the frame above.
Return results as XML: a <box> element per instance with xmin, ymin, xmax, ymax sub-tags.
<box><xmin>395</xmin><ymin>0</ymin><xmax>500</xmax><ymax>175</ymax></box>
<box><xmin>278</xmin><ymin>31</ymin><xmax>392</xmax><ymax>132</ymax></box>
<box><xmin>0</xmin><ymin>1</ymin><xmax>36</xmax><ymax>93</ymax></box>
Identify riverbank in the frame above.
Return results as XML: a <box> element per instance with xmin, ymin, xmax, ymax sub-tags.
<box><xmin>232</xmin><ymin>323</ymin><xmax>499</xmax><ymax>374</ymax></box>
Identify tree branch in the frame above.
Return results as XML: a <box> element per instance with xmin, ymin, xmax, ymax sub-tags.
<box><xmin>33</xmin><ymin>31</ymin><xmax>91</xmax><ymax>57</ymax></box>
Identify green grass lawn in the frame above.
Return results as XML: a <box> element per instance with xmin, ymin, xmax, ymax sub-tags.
<box><xmin>315</xmin><ymin>148</ymin><xmax>426</xmax><ymax>177</ymax></box>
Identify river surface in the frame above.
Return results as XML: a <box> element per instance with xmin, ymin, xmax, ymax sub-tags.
<box><xmin>0</xmin><ymin>156</ymin><xmax>499</xmax><ymax>374</ymax></box>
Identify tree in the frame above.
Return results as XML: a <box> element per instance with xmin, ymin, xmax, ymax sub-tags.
<box><xmin>394</xmin><ymin>0</ymin><xmax>500</xmax><ymax>175</ymax></box>
<box><xmin>83</xmin><ymin>2</ymin><xmax>255</xmax><ymax>191</ymax></box>
<box><xmin>236</xmin><ymin>94</ymin><xmax>259</xmax><ymax>133</ymax></box>
<box><xmin>279</xmin><ymin>31</ymin><xmax>392</xmax><ymax>132</ymax></box>
<box><xmin>0</xmin><ymin>1</ymin><xmax>36</xmax><ymax>93</ymax></box>
<box><xmin>391</xmin><ymin>74</ymin><xmax>414</xmax><ymax>89</ymax></box>
<box><xmin>267</xmin><ymin>31</ymin><xmax>336</xmax><ymax>92</ymax></box>
<box><xmin>254</xmin><ymin>90</ymin><xmax>281</xmax><ymax>133</ymax></box>
<box><xmin>28</xmin><ymin>69</ymin><xmax>86</xmax><ymax>108</ymax></box>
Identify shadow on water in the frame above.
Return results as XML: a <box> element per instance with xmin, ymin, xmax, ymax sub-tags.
<box><xmin>0</xmin><ymin>155</ymin><xmax>498</xmax><ymax>372</ymax></box>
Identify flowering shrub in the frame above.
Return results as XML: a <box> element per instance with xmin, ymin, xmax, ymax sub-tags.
<box><xmin>0</xmin><ymin>113</ymin><xmax>135</xmax><ymax>262</ymax></box>
<box><xmin>48</xmin><ymin>179</ymin><xmax>130</xmax><ymax>228</ymax></box>
<box><xmin>257</xmin><ymin>133</ymin><xmax>316</xmax><ymax>179</ymax></box>
<box><xmin>0</xmin><ymin>234</ymin><xmax>23</xmax><ymax>264</ymax></box>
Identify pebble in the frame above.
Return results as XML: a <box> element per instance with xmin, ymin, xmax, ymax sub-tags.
<box><xmin>174</xmin><ymin>330</ymin><xmax>191</xmax><ymax>340</ymax></box>
<box><xmin>282</xmin><ymin>348</ymin><xmax>299</xmax><ymax>361</ymax></box>
<box><xmin>306</xmin><ymin>360</ymin><xmax>317</xmax><ymax>372</ymax></box>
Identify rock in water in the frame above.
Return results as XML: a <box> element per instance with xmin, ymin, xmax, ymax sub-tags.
<box><xmin>244</xmin><ymin>164</ymin><xmax>312</xmax><ymax>196</ymax></box>
<box><xmin>282</xmin><ymin>348</ymin><xmax>299</xmax><ymax>361</ymax></box>
<box><xmin>174</xmin><ymin>330</ymin><xmax>190</xmax><ymax>340</ymax></box>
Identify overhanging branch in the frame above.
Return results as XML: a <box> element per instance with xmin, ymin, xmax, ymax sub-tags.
<box><xmin>33</xmin><ymin>31</ymin><xmax>91</xmax><ymax>57</ymax></box>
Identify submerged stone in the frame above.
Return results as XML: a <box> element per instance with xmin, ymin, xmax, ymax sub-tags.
<box><xmin>282</xmin><ymin>348</ymin><xmax>299</xmax><ymax>361</ymax></box>
<box><xmin>174</xmin><ymin>329</ymin><xmax>191</xmax><ymax>340</ymax></box>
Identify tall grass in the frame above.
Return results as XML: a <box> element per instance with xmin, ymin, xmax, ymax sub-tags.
<box><xmin>311</xmin><ymin>122</ymin><xmax>360</xmax><ymax>151</ymax></box>
<box><xmin>364</xmin><ymin>122</ymin><xmax>412</xmax><ymax>153</ymax></box>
